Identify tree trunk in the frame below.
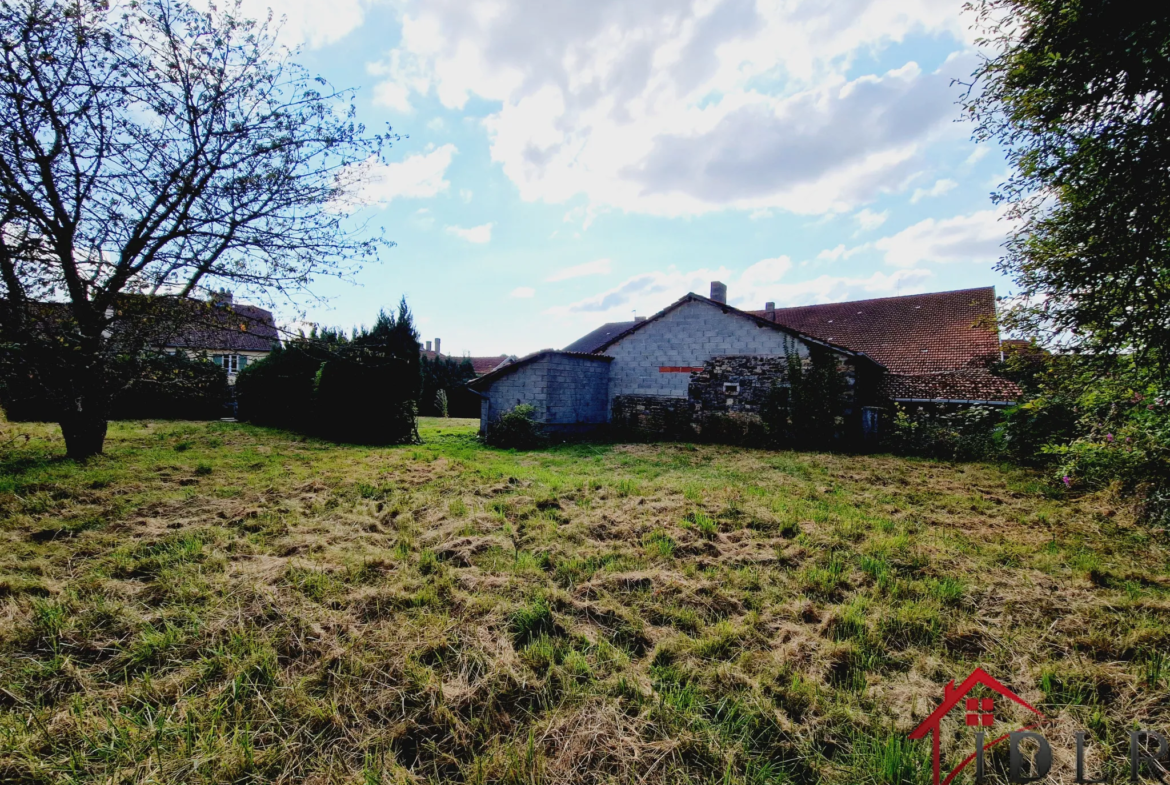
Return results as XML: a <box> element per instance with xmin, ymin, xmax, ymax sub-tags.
<box><xmin>60</xmin><ymin>411</ymin><xmax>108</xmax><ymax>460</ymax></box>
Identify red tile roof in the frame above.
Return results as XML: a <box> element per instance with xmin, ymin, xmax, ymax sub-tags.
<box><xmin>879</xmin><ymin>370</ymin><xmax>1021</xmax><ymax>404</ymax></box>
<box><xmin>751</xmin><ymin>287</ymin><xmax>1002</xmax><ymax>375</ymax></box>
<box><xmin>750</xmin><ymin>287</ymin><xmax>1020</xmax><ymax>403</ymax></box>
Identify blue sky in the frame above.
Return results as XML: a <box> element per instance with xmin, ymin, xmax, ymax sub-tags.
<box><xmin>257</xmin><ymin>0</ymin><xmax>1013</xmax><ymax>358</ymax></box>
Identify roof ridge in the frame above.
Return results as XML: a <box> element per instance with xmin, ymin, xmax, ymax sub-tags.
<box><xmin>589</xmin><ymin>292</ymin><xmax>883</xmax><ymax>366</ymax></box>
<box><xmin>766</xmin><ymin>286</ymin><xmax>995</xmax><ymax>312</ymax></box>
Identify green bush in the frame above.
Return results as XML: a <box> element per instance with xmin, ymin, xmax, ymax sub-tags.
<box><xmin>109</xmin><ymin>352</ymin><xmax>230</xmax><ymax>420</ymax></box>
<box><xmin>235</xmin><ymin>346</ymin><xmax>323</xmax><ymax>428</ymax></box>
<box><xmin>883</xmin><ymin>404</ymin><xmax>1004</xmax><ymax>461</ymax></box>
<box><xmin>760</xmin><ymin>347</ymin><xmax>848</xmax><ymax>449</ymax></box>
<box><xmin>313</xmin><ymin>358</ymin><xmax>418</xmax><ymax>445</ymax></box>
<box><xmin>236</xmin><ymin>301</ymin><xmax>421</xmax><ymax>445</ymax></box>
<box><xmin>420</xmin><ymin>355</ymin><xmax>478</xmax><ymax>417</ymax></box>
<box><xmin>485</xmin><ymin>404</ymin><xmax>545</xmax><ymax>450</ymax></box>
<box><xmin>2</xmin><ymin>351</ymin><xmax>229</xmax><ymax>422</ymax></box>
<box><xmin>999</xmin><ymin>353</ymin><xmax>1170</xmax><ymax>525</ymax></box>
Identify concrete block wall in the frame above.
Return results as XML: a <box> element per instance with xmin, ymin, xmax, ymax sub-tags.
<box><xmin>602</xmin><ymin>299</ymin><xmax>811</xmax><ymax>401</ymax></box>
<box><xmin>479</xmin><ymin>354</ymin><xmax>610</xmax><ymax>433</ymax></box>
<box><xmin>545</xmin><ymin>354</ymin><xmax>610</xmax><ymax>428</ymax></box>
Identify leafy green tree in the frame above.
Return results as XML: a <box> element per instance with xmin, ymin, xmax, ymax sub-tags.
<box><xmin>963</xmin><ymin>0</ymin><xmax>1170</xmax><ymax>369</ymax></box>
<box><xmin>0</xmin><ymin>0</ymin><xmax>390</xmax><ymax>458</ymax></box>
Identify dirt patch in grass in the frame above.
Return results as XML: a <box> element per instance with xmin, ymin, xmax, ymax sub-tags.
<box><xmin>0</xmin><ymin>419</ymin><xmax>1167</xmax><ymax>784</ymax></box>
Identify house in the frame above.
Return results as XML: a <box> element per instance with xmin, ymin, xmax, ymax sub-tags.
<box><xmin>159</xmin><ymin>293</ymin><xmax>280</xmax><ymax>380</ymax></box>
<box><xmin>470</xmin><ymin>282</ymin><xmax>888</xmax><ymax>437</ymax></box>
<box><xmin>468</xmin><ymin>281</ymin><xmax>1020</xmax><ymax>439</ymax></box>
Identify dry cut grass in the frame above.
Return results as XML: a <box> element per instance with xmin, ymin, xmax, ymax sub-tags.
<box><xmin>0</xmin><ymin>417</ymin><xmax>1167</xmax><ymax>784</ymax></box>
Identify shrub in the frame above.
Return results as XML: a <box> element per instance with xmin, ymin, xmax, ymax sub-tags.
<box><xmin>434</xmin><ymin>389</ymin><xmax>449</xmax><ymax>418</ymax></box>
<box><xmin>236</xmin><ymin>301</ymin><xmax>421</xmax><ymax>445</ymax></box>
<box><xmin>997</xmin><ymin>352</ymin><xmax>1170</xmax><ymax>525</ymax></box>
<box><xmin>421</xmin><ymin>355</ymin><xmax>478</xmax><ymax>417</ymax></box>
<box><xmin>314</xmin><ymin>358</ymin><xmax>419</xmax><ymax>445</ymax></box>
<box><xmin>883</xmin><ymin>404</ymin><xmax>1004</xmax><ymax>461</ymax></box>
<box><xmin>760</xmin><ymin>346</ymin><xmax>848</xmax><ymax>449</ymax></box>
<box><xmin>2</xmin><ymin>351</ymin><xmax>230</xmax><ymax>422</ymax></box>
<box><xmin>484</xmin><ymin>404</ymin><xmax>545</xmax><ymax>450</ymax></box>
<box><xmin>235</xmin><ymin>345</ymin><xmax>323</xmax><ymax>427</ymax></box>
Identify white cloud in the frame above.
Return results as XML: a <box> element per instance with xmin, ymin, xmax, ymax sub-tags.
<box><xmin>762</xmin><ymin>269</ymin><xmax>934</xmax><ymax>306</ymax></box>
<box><xmin>371</xmin><ymin>0</ymin><xmax>975</xmax><ymax>217</ymax></box>
<box><xmin>910</xmin><ymin>178</ymin><xmax>958</xmax><ymax>203</ymax></box>
<box><xmin>409</xmin><ymin>208</ymin><xmax>435</xmax><ymax>229</ymax></box>
<box><xmin>545</xmin><ymin>258</ymin><xmax>934</xmax><ymax>327</ymax></box>
<box><xmin>875</xmin><ymin>208</ymin><xmax>1008</xmax><ymax>266</ymax></box>
<box><xmin>212</xmin><ymin>0</ymin><xmax>372</xmax><ymax>49</ymax></box>
<box><xmin>544</xmin><ymin>266</ymin><xmax>734</xmax><ymax>321</ymax></box>
<box><xmin>510</xmin><ymin>286</ymin><xmax>536</xmax><ymax>298</ymax></box>
<box><xmin>427</xmin><ymin>117</ymin><xmax>447</xmax><ymax>131</ymax></box>
<box><xmin>854</xmin><ymin>208</ymin><xmax>889</xmax><ymax>231</ymax></box>
<box><xmin>335</xmin><ymin>145</ymin><xmax>457</xmax><ymax>209</ymax></box>
<box><xmin>368</xmin><ymin>49</ymin><xmax>433</xmax><ymax>112</ymax></box>
<box><xmin>445</xmin><ymin>222</ymin><xmax>494</xmax><ymax>243</ymax></box>
<box><xmin>816</xmin><ymin>243</ymin><xmax>870</xmax><ymax>262</ymax></box>
<box><xmin>546</xmin><ymin>258</ymin><xmax>612</xmax><ymax>282</ymax></box>
<box><xmin>964</xmin><ymin>146</ymin><xmax>989</xmax><ymax>166</ymax></box>
<box><xmin>459</xmin><ymin>189</ymin><xmax>474</xmax><ymax>203</ymax></box>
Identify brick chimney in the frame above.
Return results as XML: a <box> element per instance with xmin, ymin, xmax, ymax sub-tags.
<box><xmin>765</xmin><ymin>302</ymin><xmax>775</xmax><ymax>312</ymax></box>
<box><xmin>634</xmin><ymin>316</ymin><xmax>647</xmax><ymax>322</ymax></box>
<box><xmin>434</xmin><ymin>337</ymin><xmax>441</xmax><ymax>355</ymax></box>
<box><xmin>710</xmin><ymin>281</ymin><xmax>727</xmax><ymax>304</ymax></box>
<box><xmin>426</xmin><ymin>340</ymin><xmax>432</xmax><ymax>352</ymax></box>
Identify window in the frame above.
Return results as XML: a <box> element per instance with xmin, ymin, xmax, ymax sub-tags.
<box><xmin>723</xmin><ymin>382</ymin><xmax>740</xmax><ymax>394</ymax></box>
<box><xmin>213</xmin><ymin>354</ymin><xmax>249</xmax><ymax>373</ymax></box>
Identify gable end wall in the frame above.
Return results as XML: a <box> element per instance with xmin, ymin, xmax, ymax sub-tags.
<box><xmin>602</xmin><ymin>299</ymin><xmax>813</xmax><ymax>401</ymax></box>
<box><xmin>479</xmin><ymin>355</ymin><xmax>610</xmax><ymax>433</ymax></box>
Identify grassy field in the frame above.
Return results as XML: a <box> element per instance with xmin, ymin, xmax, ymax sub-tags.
<box><xmin>0</xmin><ymin>417</ymin><xmax>1167</xmax><ymax>784</ymax></box>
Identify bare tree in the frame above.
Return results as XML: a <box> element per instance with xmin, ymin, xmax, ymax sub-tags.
<box><xmin>0</xmin><ymin>0</ymin><xmax>391</xmax><ymax>457</ymax></box>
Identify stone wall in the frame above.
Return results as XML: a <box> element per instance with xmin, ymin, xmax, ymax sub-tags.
<box><xmin>688</xmin><ymin>353</ymin><xmax>859</xmax><ymax>418</ymax></box>
<box><xmin>688</xmin><ymin>355</ymin><xmax>792</xmax><ymax>417</ymax></box>
<box><xmin>610</xmin><ymin>394</ymin><xmax>696</xmax><ymax>439</ymax></box>
<box><xmin>602</xmin><ymin>298</ymin><xmax>811</xmax><ymax>401</ymax></box>
<box><xmin>479</xmin><ymin>353</ymin><xmax>611</xmax><ymax>434</ymax></box>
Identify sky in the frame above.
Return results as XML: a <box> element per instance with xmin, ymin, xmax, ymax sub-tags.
<box><xmin>251</xmin><ymin>0</ymin><xmax>1015</xmax><ymax>358</ymax></box>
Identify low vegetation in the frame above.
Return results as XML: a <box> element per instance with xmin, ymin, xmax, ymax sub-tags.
<box><xmin>0</xmin><ymin>418</ymin><xmax>1167</xmax><ymax>784</ymax></box>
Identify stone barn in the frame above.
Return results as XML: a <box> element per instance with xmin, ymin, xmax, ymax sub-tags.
<box><xmin>469</xmin><ymin>283</ymin><xmax>887</xmax><ymax>440</ymax></box>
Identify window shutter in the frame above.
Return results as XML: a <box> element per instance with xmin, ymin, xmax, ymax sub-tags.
<box><xmin>239</xmin><ymin>355</ymin><xmax>248</xmax><ymax>369</ymax></box>
<box><xmin>212</xmin><ymin>355</ymin><xmax>223</xmax><ymax>367</ymax></box>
